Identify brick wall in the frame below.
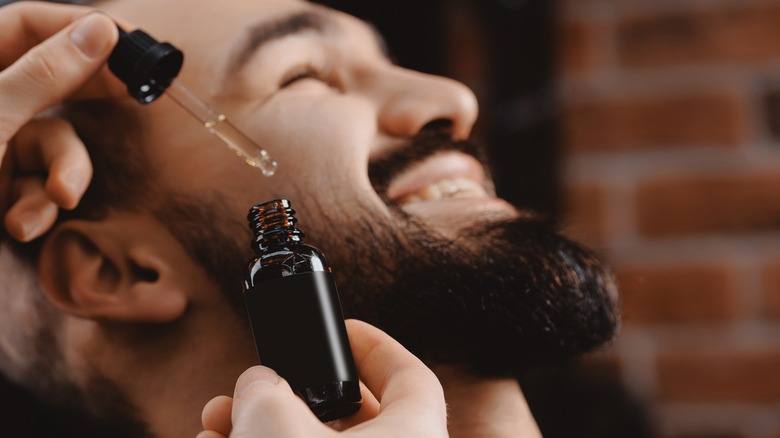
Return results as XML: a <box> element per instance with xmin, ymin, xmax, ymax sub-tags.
<box><xmin>559</xmin><ymin>1</ymin><xmax>780</xmax><ymax>437</ymax></box>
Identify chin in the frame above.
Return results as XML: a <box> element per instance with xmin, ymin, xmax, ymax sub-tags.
<box><xmin>318</xmin><ymin>194</ymin><xmax>619</xmax><ymax>377</ymax></box>
<box><xmin>319</xmin><ymin>131</ymin><xmax>620</xmax><ymax>375</ymax></box>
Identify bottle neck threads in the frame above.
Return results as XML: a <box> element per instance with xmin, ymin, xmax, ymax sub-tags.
<box><xmin>248</xmin><ymin>199</ymin><xmax>304</xmax><ymax>253</ymax></box>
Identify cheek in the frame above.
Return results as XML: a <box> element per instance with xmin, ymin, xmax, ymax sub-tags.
<box><xmin>241</xmin><ymin>94</ymin><xmax>378</xmax><ymax>196</ymax></box>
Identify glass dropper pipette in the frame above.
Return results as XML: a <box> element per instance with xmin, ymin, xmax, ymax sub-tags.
<box><xmin>165</xmin><ymin>81</ymin><xmax>277</xmax><ymax>176</ymax></box>
<box><xmin>107</xmin><ymin>26</ymin><xmax>278</xmax><ymax>176</ymax></box>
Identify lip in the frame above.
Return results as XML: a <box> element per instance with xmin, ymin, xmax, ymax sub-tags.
<box><xmin>386</xmin><ymin>152</ymin><xmax>492</xmax><ymax>202</ymax></box>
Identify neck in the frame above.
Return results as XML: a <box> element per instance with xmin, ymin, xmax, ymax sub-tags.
<box><xmin>66</xmin><ymin>309</ymin><xmax>257</xmax><ymax>437</ymax></box>
<box><xmin>431</xmin><ymin>365</ymin><xmax>542</xmax><ymax>438</ymax></box>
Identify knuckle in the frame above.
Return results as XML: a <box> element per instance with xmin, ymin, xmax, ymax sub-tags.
<box><xmin>19</xmin><ymin>47</ymin><xmax>61</xmax><ymax>88</ymax></box>
<box><xmin>404</xmin><ymin>364</ymin><xmax>446</xmax><ymax>407</ymax></box>
<box><xmin>407</xmin><ymin>361</ymin><xmax>440</xmax><ymax>383</ymax></box>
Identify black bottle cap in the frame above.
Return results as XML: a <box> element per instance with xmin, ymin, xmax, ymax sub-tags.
<box><xmin>108</xmin><ymin>27</ymin><xmax>183</xmax><ymax>104</ymax></box>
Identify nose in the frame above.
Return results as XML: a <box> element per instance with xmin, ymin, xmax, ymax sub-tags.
<box><xmin>373</xmin><ymin>66</ymin><xmax>479</xmax><ymax>140</ymax></box>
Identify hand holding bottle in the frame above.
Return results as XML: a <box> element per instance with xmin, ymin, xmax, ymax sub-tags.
<box><xmin>0</xmin><ymin>2</ymin><xmax>124</xmax><ymax>241</ymax></box>
<box><xmin>198</xmin><ymin>320</ymin><xmax>448</xmax><ymax>438</ymax></box>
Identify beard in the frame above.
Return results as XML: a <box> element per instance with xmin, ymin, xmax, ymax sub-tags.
<box><xmin>162</xmin><ymin>129</ymin><xmax>619</xmax><ymax>377</ymax></box>
<box><xmin>307</xmin><ymin>129</ymin><xmax>619</xmax><ymax>376</ymax></box>
<box><xmin>315</xmin><ymin>207</ymin><xmax>618</xmax><ymax>376</ymax></box>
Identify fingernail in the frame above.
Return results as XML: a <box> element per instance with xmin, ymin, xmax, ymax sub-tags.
<box><xmin>64</xmin><ymin>168</ymin><xmax>86</xmax><ymax>195</ymax></box>
<box><xmin>70</xmin><ymin>13</ymin><xmax>114</xmax><ymax>58</ymax></box>
<box><xmin>20</xmin><ymin>214</ymin><xmax>41</xmax><ymax>241</ymax></box>
<box><xmin>236</xmin><ymin>366</ymin><xmax>280</xmax><ymax>396</ymax></box>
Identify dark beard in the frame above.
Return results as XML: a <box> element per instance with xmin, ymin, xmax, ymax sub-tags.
<box><xmin>314</xmin><ymin>129</ymin><xmax>618</xmax><ymax>375</ymax></box>
<box><xmin>0</xmin><ymin>318</ymin><xmax>152</xmax><ymax>438</ymax></box>
<box><xmin>161</xmin><ymin>130</ymin><xmax>619</xmax><ymax>377</ymax></box>
<box><xmin>312</xmin><ymin>199</ymin><xmax>619</xmax><ymax>376</ymax></box>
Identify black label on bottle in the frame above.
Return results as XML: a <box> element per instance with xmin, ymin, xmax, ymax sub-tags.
<box><xmin>244</xmin><ymin>271</ymin><xmax>358</xmax><ymax>390</ymax></box>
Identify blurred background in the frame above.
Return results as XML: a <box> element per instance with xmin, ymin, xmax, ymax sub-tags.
<box><xmin>321</xmin><ymin>0</ymin><xmax>780</xmax><ymax>437</ymax></box>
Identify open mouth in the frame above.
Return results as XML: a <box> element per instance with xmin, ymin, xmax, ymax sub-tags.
<box><xmin>397</xmin><ymin>177</ymin><xmax>488</xmax><ymax>204</ymax></box>
<box><xmin>379</xmin><ymin>149</ymin><xmax>518</xmax><ymax>237</ymax></box>
<box><xmin>387</xmin><ymin>151</ymin><xmax>494</xmax><ymax>206</ymax></box>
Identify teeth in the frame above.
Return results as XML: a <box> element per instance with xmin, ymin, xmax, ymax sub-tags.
<box><xmin>398</xmin><ymin>178</ymin><xmax>488</xmax><ymax>205</ymax></box>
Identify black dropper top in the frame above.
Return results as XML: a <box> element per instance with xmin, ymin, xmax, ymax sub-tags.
<box><xmin>108</xmin><ymin>27</ymin><xmax>183</xmax><ymax>104</ymax></box>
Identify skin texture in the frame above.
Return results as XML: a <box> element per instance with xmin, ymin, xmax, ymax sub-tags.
<box><xmin>0</xmin><ymin>0</ymin><xmax>613</xmax><ymax>436</ymax></box>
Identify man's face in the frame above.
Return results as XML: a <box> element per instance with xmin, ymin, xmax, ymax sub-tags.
<box><xmin>106</xmin><ymin>0</ymin><xmax>491</xmax><ymax>237</ymax></box>
<box><xmin>99</xmin><ymin>0</ymin><xmax>617</xmax><ymax>373</ymax></box>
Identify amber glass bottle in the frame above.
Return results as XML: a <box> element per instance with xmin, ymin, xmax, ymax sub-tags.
<box><xmin>243</xmin><ymin>199</ymin><xmax>361</xmax><ymax>422</ymax></box>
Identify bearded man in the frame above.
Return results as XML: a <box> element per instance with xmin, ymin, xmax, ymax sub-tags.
<box><xmin>0</xmin><ymin>0</ymin><xmax>618</xmax><ymax>436</ymax></box>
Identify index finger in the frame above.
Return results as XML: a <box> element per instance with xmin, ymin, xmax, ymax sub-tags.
<box><xmin>345</xmin><ymin>320</ymin><xmax>446</xmax><ymax>429</ymax></box>
<box><xmin>0</xmin><ymin>2</ymin><xmax>128</xmax><ymax>100</ymax></box>
<box><xmin>0</xmin><ymin>11</ymin><xmax>118</xmax><ymax>144</ymax></box>
<box><xmin>0</xmin><ymin>2</ymin><xmax>92</xmax><ymax>67</ymax></box>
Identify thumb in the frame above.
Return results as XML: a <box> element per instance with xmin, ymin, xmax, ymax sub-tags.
<box><xmin>230</xmin><ymin>366</ymin><xmax>329</xmax><ymax>438</ymax></box>
<box><xmin>0</xmin><ymin>12</ymin><xmax>117</xmax><ymax>144</ymax></box>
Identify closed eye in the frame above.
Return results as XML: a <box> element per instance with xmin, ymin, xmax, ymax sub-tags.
<box><xmin>279</xmin><ymin>63</ymin><xmax>336</xmax><ymax>88</ymax></box>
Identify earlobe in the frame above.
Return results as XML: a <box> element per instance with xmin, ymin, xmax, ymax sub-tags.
<box><xmin>38</xmin><ymin>219</ymin><xmax>188</xmax><ymax>324</ymax></box>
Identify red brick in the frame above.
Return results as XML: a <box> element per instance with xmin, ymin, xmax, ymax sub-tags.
<box><xmin>559</xmin><ymin>20</ymin><xmax>603</xmax><ymax>75</ymax></box>
<box><xmin>764</xmin><ymin>88</ymin><xmax>780</xmax><ymax>142</ymax></box>
<box><xmin>616</xmin><ymin>263</ymin><xmax>739</xmax><ymax>325</ymax></box>
<box><xmin>762</xmin><ymin>261</ymin><xmax>780</xmax><ymax>320</ymax></box>
<box><xmin>445</xmin><ymin>2</ymin><xmax>488</xmax><ymax>89</ymax></box>
<box><xmin>657</xmin><ymin>348</ymin><xmax>780</xmax><ymax>402</ymax></box>
<box><xmin>618</xmin><ymin>3</ymin><xmax>780</xmax><ymax>68</ymax></box>
<box><xmin>637</xmin><ymin>171</ymin><xmax>780</xmax><ymax>236</ymax></box>
<box><xmin>562</xmin><ymin>183</ymin><xmax>608</xmax><ymax>246</ymax></box>
<box><xmin>563</xmin><ymin>92</ymin><xmax>747</xmax><ymax>152</ymax></box>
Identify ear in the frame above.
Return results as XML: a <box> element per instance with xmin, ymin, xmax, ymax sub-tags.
<box><xmin>38</xmin><ymin>215</ymin><xmax>188</xmax><ymax>323</ymax></box>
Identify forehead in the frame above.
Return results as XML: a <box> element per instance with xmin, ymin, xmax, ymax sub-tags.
<box><xmin>95</xmin><ymin>0</ymin><xmax>384</xmax><ymax>198</ymax></box>
<box><xmin>104</xmin><ymin>0</ymin><xmax>310</xmax><ymax>36</ymax></box>
<box><xmin>103</xmin><ymin>0</ymin><xmax>321</xmax><ymax>78</ymax></box>
<box><xmin>102</xmin><ymin>0</ymin><xmax>379</xmax><ymax>88</ymax></box>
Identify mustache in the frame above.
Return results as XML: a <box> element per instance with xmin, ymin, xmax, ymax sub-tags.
<box><xmin>367</xmin><ymin>128</ymin><xmax>491</xmax><ymax>199</ymax></box>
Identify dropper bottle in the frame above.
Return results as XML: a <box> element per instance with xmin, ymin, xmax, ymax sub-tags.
<box><xmin>107</xmin><ymin>27</ymin><xmax>277</xmax><ymax>176</ymax></box>
<box><xmin>243</xmin><ymin>199</ymin><xmax>362</xmax><ymax>422</ymax></box>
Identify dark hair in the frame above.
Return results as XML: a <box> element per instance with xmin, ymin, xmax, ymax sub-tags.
<box><xmin>63</xmin><ymin>101</ymin><xmax>156</xmax><ymax>219</ymax></box>
<box><xmin>59</xmin><ymin>99</ymin><xmax>250</xmax><ymax>311</ymax></box>
<box><xmin>0</xmin><ymin>100</ymin><xmax>159</xmax><ymax>435</ymax></box>
<box><xmin>0</xmin><ymin>1</ymin><xmax>243</xmax><ymax>435</ymax></box>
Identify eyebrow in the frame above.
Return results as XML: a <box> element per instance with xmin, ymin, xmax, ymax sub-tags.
<box><xmin>226</xmin><ymin>10</ymin><xmax>331</xmax><ymax>77</ymax></box>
